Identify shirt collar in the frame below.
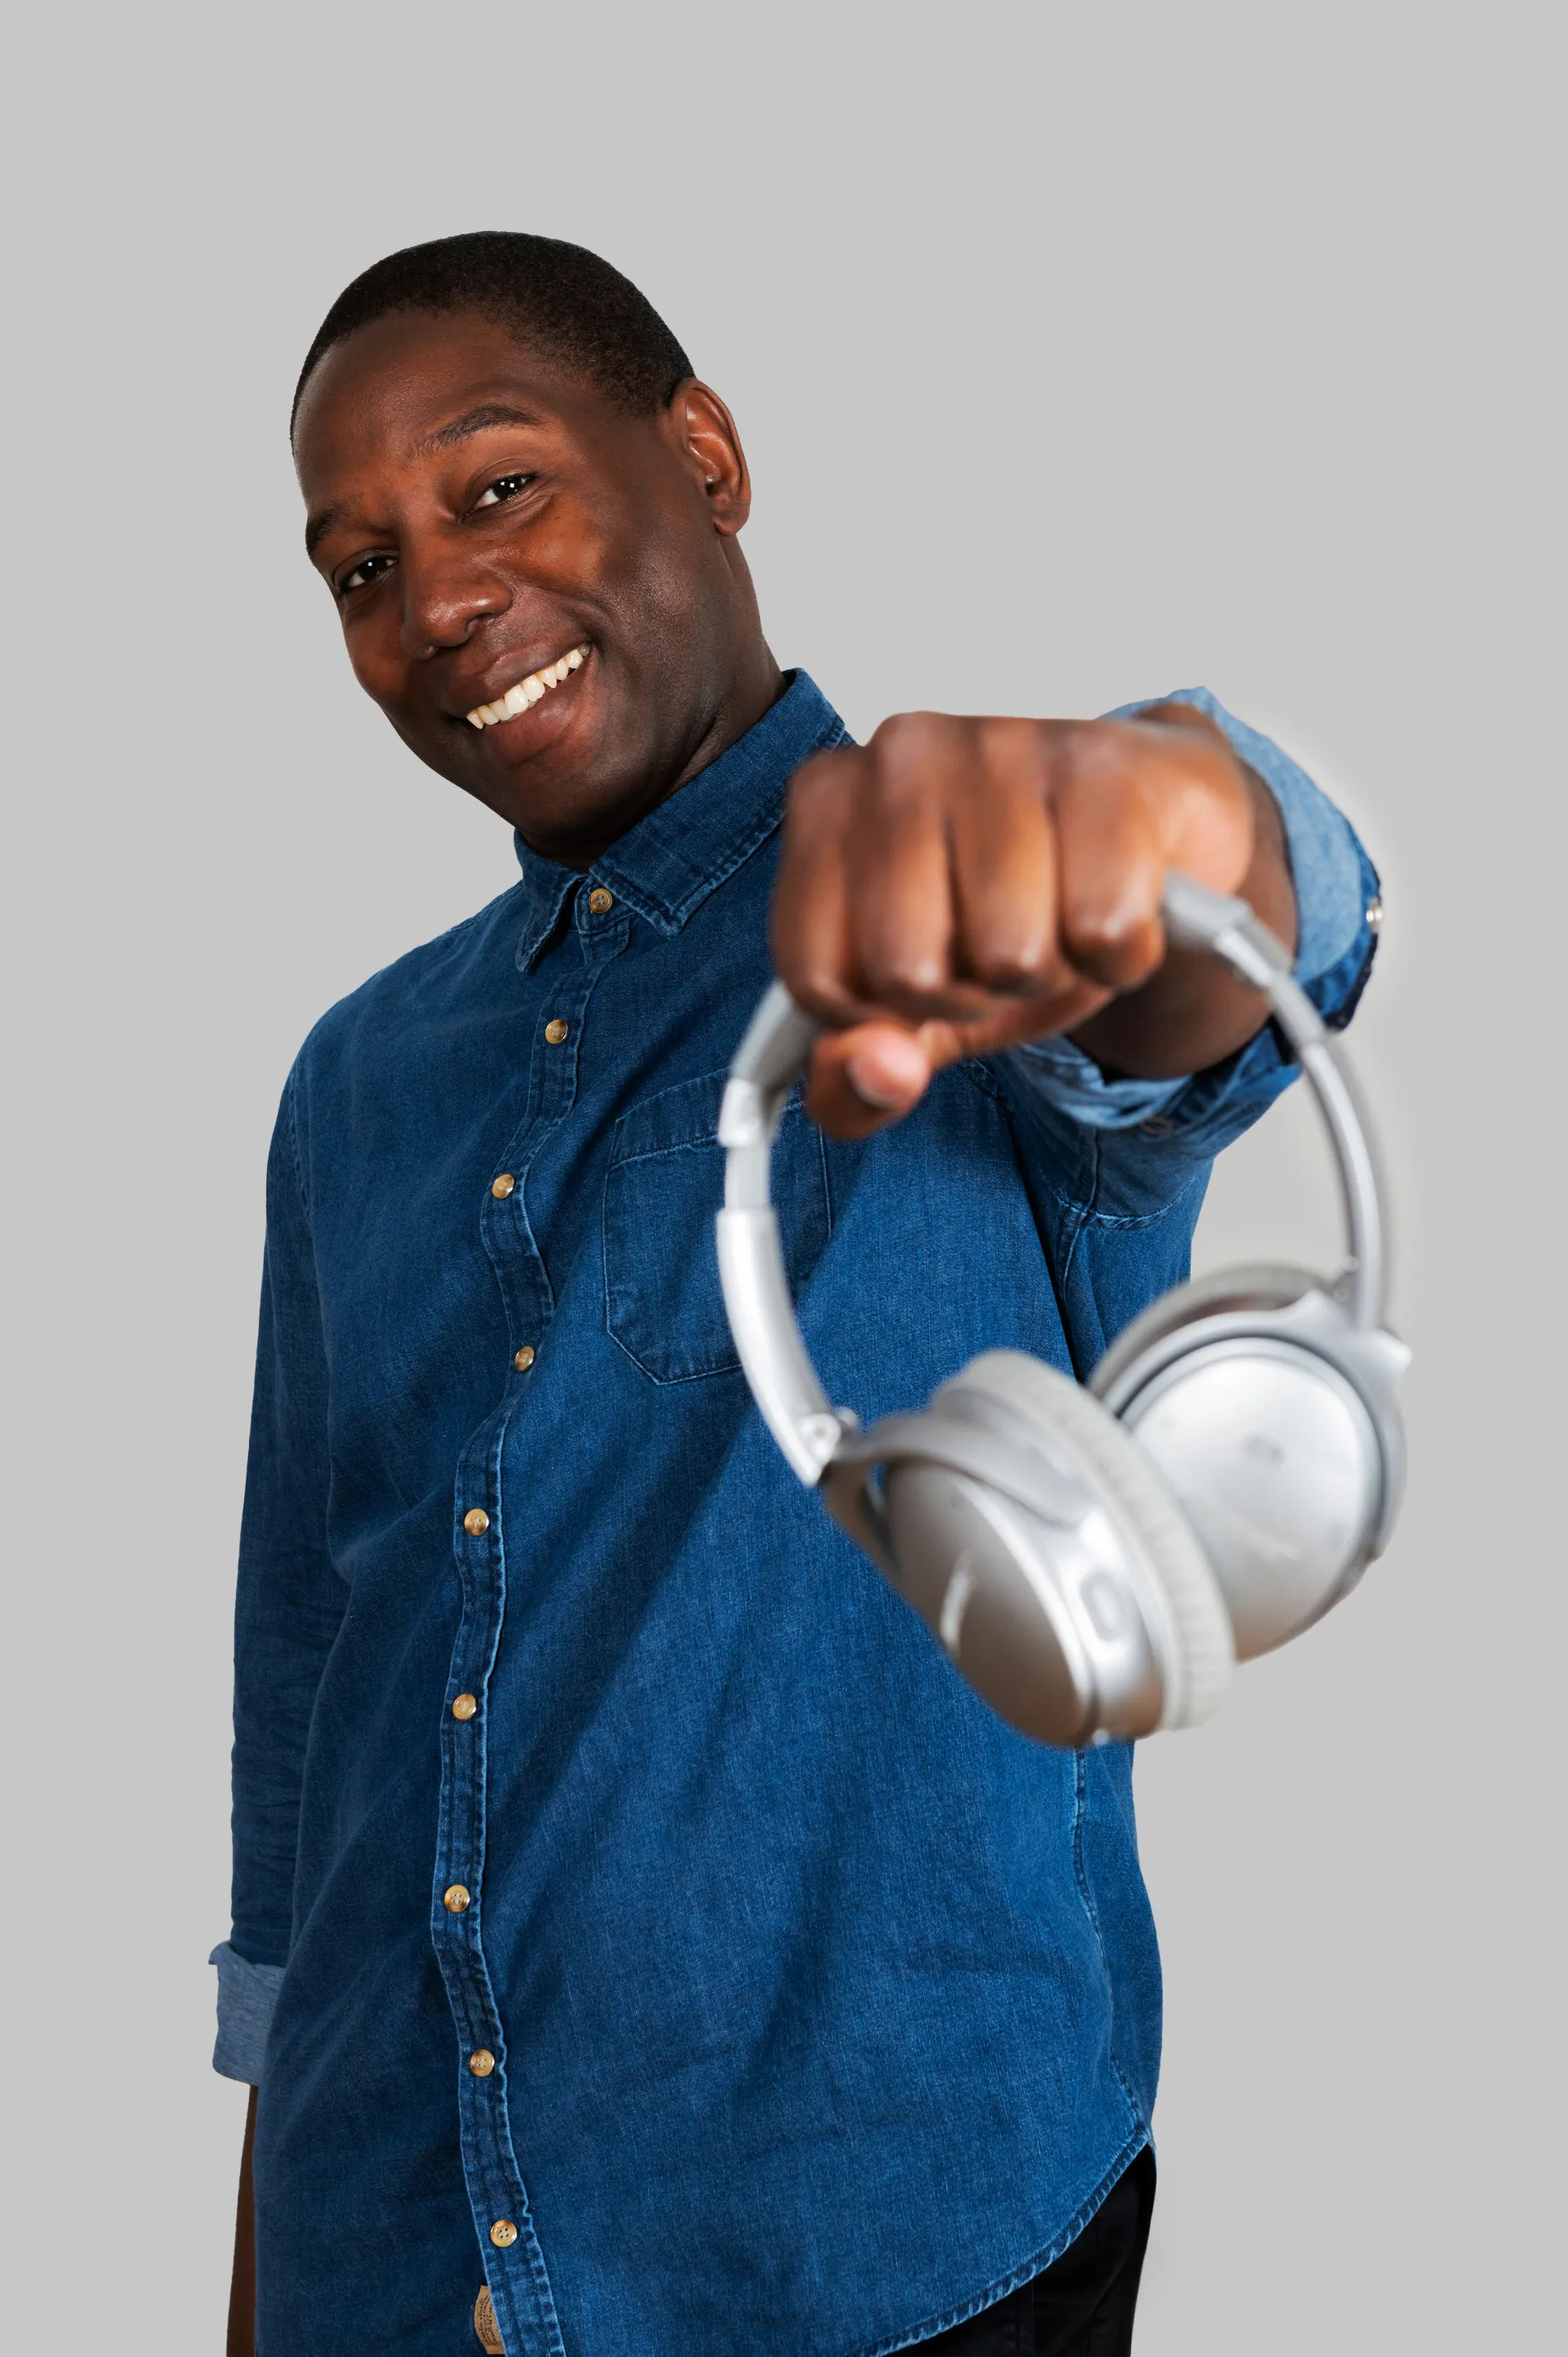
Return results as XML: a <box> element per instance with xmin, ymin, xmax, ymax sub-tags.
<box><xmin>510</xmin><ymin>671</ymin><xmax>848</xmax><ymax>972</ymax></box>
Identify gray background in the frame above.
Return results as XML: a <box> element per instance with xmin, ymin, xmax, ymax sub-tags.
<box><xmin>3</xmin><ymin>2</ymin><xmax>1561</xmax><ymax>2345</ymax></box>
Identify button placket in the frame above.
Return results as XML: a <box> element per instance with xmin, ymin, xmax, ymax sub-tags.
<box><xmin>435</xmin><ymin>1416</ymin><xmax>562</xmax><ymax>2357</ymax></box>
<box><xmin>432</xmin><ymin>912</ymin><xmax>626</xmax><ymax>2357</ymax></box>
<box><xmin>479</xmin><ymin>917</ymin><xmax>620</xmax><ymax>1380</ymax></box>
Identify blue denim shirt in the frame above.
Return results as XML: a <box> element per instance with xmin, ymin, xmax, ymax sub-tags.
<box><xmin>218</xmin><ymin>675</ymin><xmax>1378</xmax><ymax>2356</ymax></box>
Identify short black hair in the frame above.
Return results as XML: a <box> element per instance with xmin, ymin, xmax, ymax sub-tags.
<box><xmin>292</xmin><ymin>231</ymin><xmax>693</xmax><ymax>433</ymax></box>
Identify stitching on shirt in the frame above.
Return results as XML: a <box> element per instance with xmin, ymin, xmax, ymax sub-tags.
<box><xmin>1071</xmin><ymin>1172</ymin><xmax>1209</xmax><ymax>1234</ymax></box>
<box><xmin>657</xmin><ymin>711</ymin><xmax>847</xmax><ymax>919</ymax></box>
<box><xmin>839</xmin><ymin>2128</ymin><xmax>1151</xmax><ymax>2357</ymax></box>
<box><xmin>600</xmin><ymin>1094</ymin><xmax>825</xmax><ymax>1383</ymax></box>
<box><xmin>607</xmin><ymin>1094</ymin><xmax>805</xmax><ymax>1169</ymax></box>
<box><xmin>666</xmin><ymin>802</ymin><xmax>783</xmax><ymax>922</ymax></box>
<box><xmin>282</xmin><ymin>1061</ymin><xmax>310</xmax><ymax>1211</ymax></box>
<box><xmin>1070</xmin><ymin>1748</ymin><xmax>1145</xmax><ymax>2125</ymax></box>
<box><xmin>612</xmin><ymin>713</ymin><xmax>850</xmax><ymax>936</ymax></box>
<box><xmin>955</xmin><ymin>1055</ymin><xmax>1003</xmax><ymax>1101</ymax></box>
<box><xmin>438</xmin><ymin>1401</ymin><xmax>568</xmax><ymax>2357</ymax></box>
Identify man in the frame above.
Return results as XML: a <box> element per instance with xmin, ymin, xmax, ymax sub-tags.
<box><xmin>214</xmin><ymin>232</ymin><xmax>1379</xmax><ymax>2355</ymax></box>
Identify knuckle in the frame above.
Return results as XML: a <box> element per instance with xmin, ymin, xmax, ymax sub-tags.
<box><xmin>1066</xmin><ymin>907</ymin><xmax>1162</xmax><ymax>988</ymax></box>
<box><xmin>869</xmin><ymin>709</ymin><xmax>941</xmax><ymax>754</ymax></box>
<box><xmin>1138</xmin><ymin>698</ymin><xmax>1223</xmax><ymax>742</ymax></box>
<box><xmin>967</xmin><ymin>944</ymin><xmax>1049</xmax><ymax>994</ymax></box>
<box><xmin>786</xmin><ymin>966</ymin><xmax>858</xmax><ymax>1023</ymax></box>
<box><xmin>866</xmin><ymin>711</ymin><xmax>960</xmax><ymax>790</ymax></box>
<box><xmin>862</xmin><ymin>946</ymin><xmax>947</xmax><ymax>1003</ymax></box>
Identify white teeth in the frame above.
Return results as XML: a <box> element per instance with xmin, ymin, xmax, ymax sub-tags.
<box><xmin>465</xmin><ymin>645</ymin><xmax>589</xmax><ymax>730</ymax></box>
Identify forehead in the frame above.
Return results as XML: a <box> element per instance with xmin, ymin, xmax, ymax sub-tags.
<box><xmin>292</xmin><ymin>310</ymin><xmax>623</xmax><ymax>496</ymax></box>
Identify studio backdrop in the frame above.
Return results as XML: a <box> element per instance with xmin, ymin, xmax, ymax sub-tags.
<box><xmin>2</xmin><ymin>4</ymin><xmax>1560</xmax><ymax>2348</ymax></box>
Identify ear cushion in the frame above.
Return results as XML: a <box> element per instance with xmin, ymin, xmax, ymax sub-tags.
<box><xmin>950</xmin><ymin>1351</ymin><xmax>1234</xmax><ymax>1731</ymax></box>
<box><xmin>1089</xmin><ymin>1263</ymin><xmax>1319</xmax><ymax>1405</ymax></box>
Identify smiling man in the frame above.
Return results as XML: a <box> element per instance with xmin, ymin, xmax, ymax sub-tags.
<box><xmin>214</xmin><ymin>233</ymin><xmax>1379</xmax><ymax>2357</ymax></box>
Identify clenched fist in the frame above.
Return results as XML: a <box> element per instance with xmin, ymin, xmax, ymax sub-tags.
<box><xmin>770</xmin><ymin>702</ymin><xmax>1298</xmax><ymax>1138</ymax></box>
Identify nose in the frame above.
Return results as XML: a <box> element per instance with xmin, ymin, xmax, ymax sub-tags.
<box><xmin>399</xmin><ymin>535</ymin><xmax>510</xmax><ymax>657</ymax></box>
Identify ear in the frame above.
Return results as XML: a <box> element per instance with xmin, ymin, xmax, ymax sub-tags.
<box><xmin>666</xmin><ymin>381</ymin><xmax>752</xmax><ymax>536</ymax></box>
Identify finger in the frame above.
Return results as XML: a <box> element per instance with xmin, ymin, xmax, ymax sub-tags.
<box><xmin>1050</xmin><ymin>737</ymin><xmax>1167</xmax><ymax>991</ymax></box>
<box><xmin>842</xmin><ymin>717</ymin><xmax>965</xmax><ymax>1018</ymax></box>
<box><xmin>771</xmin><ymin>749</ymin><xmax>867</xmax><ymax>1024</ymax></box>
<box><xmin>804</xmin><ymin>978</ymin><xmax>1116</xmax><ymax>1141</ymax></box>
<box><xmin>805</xmin><ymin>1022</ymin><xmax>934</xmax><ymax>1139</ymax></box>
<box><xmin>937</xmin><ymin>981</ymin><xmax>1116</xmax><ymax>1061</ymax></box>
<box><xmin>947</xmin><ymin>719</ymin><xmax>1067</xmax><ymax>996</ymax></box>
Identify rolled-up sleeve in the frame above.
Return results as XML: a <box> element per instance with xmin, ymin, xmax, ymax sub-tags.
<box><xmin>215</xmin><ymin>1058</ymin><xmax>345</xmax><ymax>2079</ymax></box>
<box><xmin>998</xmin><ymin>685</ymin><xmax>1381</xmax><ymax>1220</ymax></box>
<box><xmin>210</xmin><ymin>1940</ymin><xmax>287</xmax><ymax>2084</ymax></box>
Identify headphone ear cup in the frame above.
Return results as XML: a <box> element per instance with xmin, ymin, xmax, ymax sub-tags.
<box><xmin>948</xmin><ymin>1352</ymin><xmax>1234</xmax><ymax>1730</ymax></box>
<box><xmin>1089</xmin><ymin>1263</ymin><xmax>1320</xmax><ymax>1404</ymax></box>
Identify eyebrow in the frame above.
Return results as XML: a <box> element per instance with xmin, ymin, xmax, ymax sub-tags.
<box><xmin>304</xmin><ymin>403</ymin><xmax>548</xmax><ymax>560</ymax></box>
<box><xmin>305</xmin><ymin>501</ymin><xmax>348</xmax><ymax>560</ymax></box>
<box><xmin>413</xmin><ymin>401</ymin><xmax>546</xmax><ymax>456</ymax></box>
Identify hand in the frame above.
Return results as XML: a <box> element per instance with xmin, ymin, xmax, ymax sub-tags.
<box><xmin>770</xmin><ymin>703</ymin><xmax>1297</xmax><ymax>1138</ymax></box>
<box><xmin>227</xmin><ymin>2085</ymin><xmax>256</xmax><ymax>2355</ymax></box>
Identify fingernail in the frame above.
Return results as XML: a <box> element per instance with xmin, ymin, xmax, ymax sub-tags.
<box><xmin>846</xmin><ymin>1036</ymin><xmax>926</xmax><ymax>1108</ymax></box>
<box><xmin>846</xmin><ymin>1064</ymin><xmax>909</xmax><ymax>1109</ymax></box>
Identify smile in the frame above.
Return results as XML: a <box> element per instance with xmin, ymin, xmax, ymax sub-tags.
<box><xmin>466</xmin><ymin>645</ymin><xmax>589</xmax><ymax>730</ymax></box>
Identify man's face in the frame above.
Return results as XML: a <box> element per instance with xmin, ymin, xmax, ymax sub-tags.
<box><xmin>294</xmin><ymin>310</ymin><xmax>768</xmax><ymax>865</ymax></box>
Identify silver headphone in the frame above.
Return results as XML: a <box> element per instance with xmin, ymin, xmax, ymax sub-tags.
<box><xmin>717</xmin><ymin>874</ymin><xmax>1408</xmax><ymax>1746</ymax></box>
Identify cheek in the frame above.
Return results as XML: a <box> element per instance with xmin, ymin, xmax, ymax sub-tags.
<box><xmin>519</xmin><ymin>500</ymin><xmax>615</xmax><ymax>598</ymax></box>
<box><xmin>551</xmin><ymin>484</ymin><xmax>698</xmax><ymax>635</ymax></box>
<box><xmin>342</xmin><ymin>611</ymin><xmax>406</xmax><ymax>707</ymax></box>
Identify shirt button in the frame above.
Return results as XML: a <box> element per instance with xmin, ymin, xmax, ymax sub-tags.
<box><xmin>1366</xmin><ymin>893</ymin><xmax>1383</xmax><ymax>933</ymax></box>
<box><xmin>544</xmin><ymin>1018</ymin><xmax>569</xmax><ymax>1045</ymax></box>
<box><xmin>463</xmin><ymin>1508</ymin><xmax>489</xmax><ymax>1535</ymax></box>
<box><xmin>452</xmin><ymin>1693</ymin><xmax>478</xmax><ymax>1722</ymax></box>
<box><xmin>513</xmin><ymin>1345</ymin><xmax>536</xmax><ymax>1372</ymax></box>
<box><xmin>491</xmin><ymin>1173</ymin><xmax>515</xmax><ymax>1199</ymax></box>
<box><xmin>490</xmin><ymin>2218</ymin><xmax>519</xmax><ymax>2248</ymax></box>
<box><xmin>444</xmin><ymin>1884</ymin><xmax>471</xmax><ymax>1914</ymax></box>
<box><xmin>588</xmin><ymin>887</ymin><xmax>614</xmax><ymax>914</ymax></box>
<box><xmin>470</xmin><ymin>2047</ymin><xmax>497</xmax><ymax>2077</ymax></box>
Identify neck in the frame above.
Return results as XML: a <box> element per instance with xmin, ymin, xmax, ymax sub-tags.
<box><xmin>533</xmin><ymin>634</ymin><xmax>786</xmax><ymax>872</ymax></box>
<box><xmin>664</xmin><ymin>637</ymin><xmax>786</xmax><ymax>804</ymax></box>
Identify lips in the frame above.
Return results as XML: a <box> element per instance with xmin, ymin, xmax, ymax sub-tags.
<box><xmin>464</xmin><ymin>644</ymin><xmax>589</xmax><ymax>730</ymax></box>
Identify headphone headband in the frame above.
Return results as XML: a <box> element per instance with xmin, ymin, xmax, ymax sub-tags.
<box><xmin>718</xmin><ymin>873</ymin><xmax>1386</xmax><ymax>1487</ymax></box>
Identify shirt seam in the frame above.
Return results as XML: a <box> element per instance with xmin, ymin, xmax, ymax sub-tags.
<box><xmin>281</xmin><ymin>1060</ymin><xmax>310</xmax><ymax>1212</ymax></box>
<box><xmin>1070</xmin><ymin>1749</ymin><xmax>1146</xmax><ymax>2124</ymax></box>
<box><xmin>836</xmin><ymin>2130</ymin><xmax>1150</xmax><ymax>2357</ymax></box>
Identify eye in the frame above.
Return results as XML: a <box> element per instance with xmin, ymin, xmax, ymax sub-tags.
<box><xmin>338</xmin><ymin>551</ymin><xmax>396</xmax><ymax>596</ymax></box>
<box><xmin>472</xmin><ymin>471</ymin><xmax>536</xmax><ymax>511</ymax></box>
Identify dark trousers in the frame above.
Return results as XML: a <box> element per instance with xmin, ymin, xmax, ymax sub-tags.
<box><xmin>920</xmin><ymin>2150</ymin><xmax>1156</xmax><ymax>2356</ymax></box>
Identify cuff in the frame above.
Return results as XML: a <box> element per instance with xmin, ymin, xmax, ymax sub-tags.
<box><xmin>210</xmin><ymin>1940</ymin><xmax>285</xmax><ymax>2084</ymax></box>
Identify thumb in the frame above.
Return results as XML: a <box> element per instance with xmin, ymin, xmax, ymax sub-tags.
<box><xmin>804</xmin><ymin>1021</ymin><xmax>939</xmax><ymax>1139</ymax></box>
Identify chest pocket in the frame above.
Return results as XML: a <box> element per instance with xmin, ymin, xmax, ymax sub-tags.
<box><xmin>604</xmin><ymin>1067</ymin><xmax>831</xmax><ymax>1383</ymax></box>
